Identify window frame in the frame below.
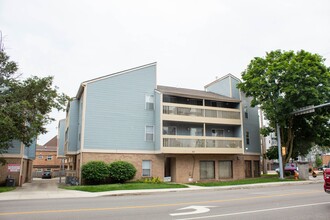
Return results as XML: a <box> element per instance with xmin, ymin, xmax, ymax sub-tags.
<box><xmin>218</xmin><ymin>160</ymin><xmax>233</xmax><ymax>179</ymax></box>
<box><xmin>200</xmin><ymin>160</ymin><xmax>215</xmax><ymax>180</ymax></box>
<box><xmin>246</xmin><ymin>131</ymin><xmax>250</xmax><ymax>145</ymax></box>
<box><xmin>145</xmin><ymin>94</ymin><xmax>154</xmax><ymax>110</ymax></box>
<box><xmin>145</xmin><ymin>125</ymin><xmax>154</xmax><ymax>142</ymax></box>
<box><xmin>142</xmin><ymin>160</ymin><xmax>152</xmax><ymax>177</ymax></box>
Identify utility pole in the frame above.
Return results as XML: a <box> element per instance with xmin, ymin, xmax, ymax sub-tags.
<box><xmin>276</xmin><ymin>123</ymin><xmax>284</xmax><ymax>179</ymax></box>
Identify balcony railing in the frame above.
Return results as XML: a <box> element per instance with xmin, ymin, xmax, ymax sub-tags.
<box><xmin>163</xmin><ymin>105</ymin><xmax>240</xmax><ymax>120</ymax></box>
<box><xmin>163</xmin><ymin>136</ymin><xmax>242</xmax><ymax>149</ymax></box>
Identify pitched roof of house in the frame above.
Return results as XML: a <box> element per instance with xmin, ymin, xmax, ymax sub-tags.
<box><xmin>43</xmin><ymin>136</ymin><xmax>57</xmax><ymax>147</ymax></box>
<box><xmin>156</xmin><ymin>85</ymin><xmax>240</xmax><ymax>102</ymax></box>
<box><xmin>76</xmin><ymin>62</ymin><xmax>157</xmax><ymax>98</ymax></box>
<box><xmin>204</xmin><ymin>73</ymin><xmax>241</xmax><ymax>89</ymax></box>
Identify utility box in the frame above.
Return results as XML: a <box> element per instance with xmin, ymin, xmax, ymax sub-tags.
<box><xmin>6</xmin><ymin>178</ymin><xmax>15</xmax><ymax>187</ymax></box>
<box><xmin>297</xmin><ymin>162</ymin><xmax>309</xmax><ymax>180</ymax></box>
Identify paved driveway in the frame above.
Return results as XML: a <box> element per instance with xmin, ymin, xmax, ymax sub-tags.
<box><xmin>0</xmin><ymin>178</ymin><xmax>93</xmax><ymax>201</ymax></box>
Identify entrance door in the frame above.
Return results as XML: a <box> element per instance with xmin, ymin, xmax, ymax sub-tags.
<box><xmin>245</xmin><ymin>160</ymin><xmax>252</xmax><ymax>178</ymax></box>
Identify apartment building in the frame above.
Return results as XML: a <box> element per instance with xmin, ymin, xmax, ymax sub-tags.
<box><xmin>59</xmin><ymin>63</ymin><xmax>261</xmax><ymax>183</ymax></box>
<box><xmin>32</xmin><ymin>136</ymin><xmax>63</xmax><ymax>177</ymax></box>
<box><xmin>0</xmin><ymin>140</ymin><xmax>36</xmax><ymax>186</ymax></box>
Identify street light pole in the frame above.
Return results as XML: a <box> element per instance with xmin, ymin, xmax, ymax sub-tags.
<box><xmin>276</xmin><ymin>123</ymin><xmax>284</xmax><ymax>179</ymax></box>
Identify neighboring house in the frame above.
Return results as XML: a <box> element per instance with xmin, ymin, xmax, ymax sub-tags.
<box><xmin>33</xmin><ymin>136</ymin><xmax>62</xmax><ymax>177</ymax></box>
<box><xmin>0</xmin><ymin>140</ymin><xmax>36</xmax><ymax>186</ymax></box>
<box><xmin>58</xmin><ymin>63</ymin><xmax>261</xmax><ymax>183</ymax></box>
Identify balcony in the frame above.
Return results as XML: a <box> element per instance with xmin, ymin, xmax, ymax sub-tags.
<box><xmin>163</xmin><ymin>103</ymin><xmax>241</xmax><ymax>125</ymax></box>
<box><xmin>162</xmin><ymin>135</ymin><xmax>243</xmax><ymax>154</ymax></box>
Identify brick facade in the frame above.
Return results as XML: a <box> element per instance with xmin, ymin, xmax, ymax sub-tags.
<box><xmin>80</xmin><ymin>152</ymin><xmax>260</xmax><ymax>183</ymax></box>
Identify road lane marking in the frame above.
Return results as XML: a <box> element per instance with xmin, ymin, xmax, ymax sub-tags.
<box><xmin>170</xmin><ymin>206</ymin><xmax>216</xmax><ymax>216</ymax></box>
<box><xmin>176</xmin><ymin>201</ymin><xmax>330</xmax><ymax>220</ymax></box>
<box><xmin>0</xmin><ymin>190</ymin><xmax>323</xmax><ymax>216</ymax></box>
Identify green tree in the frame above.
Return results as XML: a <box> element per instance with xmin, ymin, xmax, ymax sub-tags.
<box><xmin>315</xmin><ymin>154</ymin><xmax>323</xmax><ymax>168</ymax></box>
<box><xmin>0</xmin><ymin>49</ymin><xmax>69</xmax><ymax>158</ymax></box>
<box><xmin>238</xmin><ymin>50</ymin><xmax>330</xmax><ymax>166</ymax></box>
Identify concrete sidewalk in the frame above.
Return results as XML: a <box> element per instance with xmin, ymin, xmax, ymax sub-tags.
<box><xmin>0</xmin><ymin>176</ymin><xmax>324</xmax><ymax>201</ymax></box>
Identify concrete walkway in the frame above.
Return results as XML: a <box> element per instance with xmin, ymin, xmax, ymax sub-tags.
<box><xmin>0</xmin><ymin>176</ymin><xmax>324</xmax><ymax>201</ymax></box>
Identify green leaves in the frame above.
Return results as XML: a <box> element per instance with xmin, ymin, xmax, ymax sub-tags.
<box><xmin>0</xmin><ymin>50</ymin><xmax>69</xmax><ymax>151</ymax></box>
<box><xmin>238</xmin><ymin>49</ymin><xmax>330</xmax><ymax>160</ymax></box>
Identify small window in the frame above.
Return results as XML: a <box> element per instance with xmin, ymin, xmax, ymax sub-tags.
<box><xmin>244</xmin><ymin>105</ymin><xmax>248</xmax><ymax>118</ymax></box>
<box><xmin>246</xmin><ymin>131</ymin><xmax>250</xmax><ymax>145</ymax></box>
<box><xmin>47</xmin><ymin>155</ymin><xmax>53</xmax><ymax>161</ymax></box>
<box><xmin>142</xmin><ymin>160</ymin><xmax>151</xmax><ymax>177</ymax></box>
<box><xmin>145</xmin><ymin>95</ymin><xmax>154</xmax><ymax>110</ymax></box>
<box><xmin>145</xmin><ymin>126</ymin><xmax>154</xmax><ymax>141</ymax></box>
<box><xmin>38</xmin><ymin>155</ymin><xmax>43</xmax><ymax>159</ymax></box>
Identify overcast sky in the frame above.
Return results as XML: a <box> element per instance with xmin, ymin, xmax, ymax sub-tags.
<box><xmin>1</xmin><ymin>0</ymin><xmax>330</xmax><ymax>145</ymax></box>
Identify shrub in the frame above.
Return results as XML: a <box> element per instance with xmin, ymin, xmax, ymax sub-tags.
<box><xmin>108</xmin><ymin>161</ymin><xmax>137</xmax><ymax>183</ymax></box>
<box><xmin>142</xmin><ymin>177</ymin><xmax>163</xmax><ymax>184</ymax></box>
<box><xmin>81</xmin><ymin>161</ymin><xmax>110</xmax><ymax>185</ymax></box>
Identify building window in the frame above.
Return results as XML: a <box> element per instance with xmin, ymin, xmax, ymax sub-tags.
<box><xmin>219</xmin><ymin>160</ymin><xmax>233</xmax><ymax>178</ymax></box>
<box><xmin>145</xmin><ymin>95</ymin><xmax>154</xmax><ymax>110</ymax></box>
<box><xmin>142</xmin><ymin>160</ymin><xmax>151</xmax><ymax>177</ymax></box>
<box><xmin>38</xmin><ymin>155</ymin><xmax>43</xmax><ymax>159</ymax></box>
<box><xmin>244</xmin><ymin>105</ymin><xmax>248</xmax><ymax>118</ymax></box>
<box><xmin>47</xmin><ymin>155</ymin><xmax>53</xmax><ymax>161</ymax></box>
<box><xmin>211</xmin><ymin>129</ymin><xmax>224</xmax><ymax>137</ymax></box>
<box><xmin>145</xmin><ymin>126</ymin><xmax>154</xmax><ymax>141</ymax></box>
<box><xmin>246</xmin><ymin>131</ymin><xmax>250</xmax><ymax>145</ymax></box>
<box><xmin>163</xmin><ymin>126</ymin><xmax>177</xmax><ymax>135</ymax></box>
<box><xmin>200</xmin><ymin>161</ymin><xmax>215</xmax><ymax>179</ymax></box>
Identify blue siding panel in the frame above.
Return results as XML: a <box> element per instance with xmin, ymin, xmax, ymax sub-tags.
<box><xmin>58</xmin><ymin>119</ymin><xmax>66</xmax><ymax>157</ymax></box>
<box><xmin>231</xmin><ymin>78</ymin><xmax>240</xmax><ymax>99</ymax></box>
<box><xmin>84</xmin><ymin>64</ymin><xmax>157</xmax><ymax>151</ymax></box>
<box><xmin>24</xmin><ymin>138</ymin><xmax>36</xmax><ymax>159</ymax></box>
<box><xmin>242</xmin><ymin>94</ymin><xmax>261</xmax><ymax>153</ymax></box>
<box><xmin>154</xmin><ymin>92</ymin><xmax>161</xmax><ymax>151</ymax></box>
<box><xmin>77</xmin><ymin>97</ymin><xmax>83</xmax><ymax>151</ymax></box>
<box><xmin>68</xmin><ymin>100</ymin><xmax>79</xmax><ymax>152</ymax></box>
<box><xmin>206</xmin><ymin>77</ymin><xmax>231</xmax><ymax>97</ymax></box>
<box><xmin>6</xmin><ymin>140</ymin><xmax>21</xmax><ymax>154</ymax></box>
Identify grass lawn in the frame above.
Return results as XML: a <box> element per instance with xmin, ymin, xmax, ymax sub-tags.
<box><xmin>188</xmin><ymin>174</ymin><xmax>301</xmax><ymax>187</ymax></box>
<box><xmin>0</xmin><ymin>186</ymin><xmax>16</xmax><ymax>193</ymax></box>
<box><xmin>60</xmin><ymin>182</ymin><xmax>188</xmax><ymax>192</ymax></box>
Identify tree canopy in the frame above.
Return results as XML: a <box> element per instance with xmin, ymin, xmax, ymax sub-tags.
<box><xmin>238</xmin><ymin>50</ymin><xmax>330</xmax><ymax>164</ymax></box>
<box><xmin>0</xmin><ymin>49</ymin><xmax>69</xmax><ymax>156</ymax></box>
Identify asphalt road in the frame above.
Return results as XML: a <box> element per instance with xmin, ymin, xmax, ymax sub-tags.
<box><xmin>0</xmin><ymin>182</ymin><xmax>329</xmax><ymax>220</ymax></box>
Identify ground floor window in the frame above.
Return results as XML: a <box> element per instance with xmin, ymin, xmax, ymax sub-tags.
<box><xmin>245</xmin><ymin>160</ymin><xmax>252</xmax><ymax>178</ymax></box>
<box><xmin>142</xmin><ymin>160</ymin><xmax>151</xmax><ymax>177</ymax></box>
<box><xmin>219</xmin><ymin>160</ymin><xmax>232</xmax><ymax>178</ymax></box>
<box><xmin>200</xmin><ymin>161</ymin><xmax>215</xmax><ymax>179</ymax></box>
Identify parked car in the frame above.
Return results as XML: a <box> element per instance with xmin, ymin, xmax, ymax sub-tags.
<box><xmin>323</xmin><ymin>168</ymin><xmax>330</xmax><ymax>193</ymax></box>
<box><xmin>275</xmin><ymin>163</ymin><xmax>299</xmax><ymax>175</ymax></box>
<box><xmin>41</xmin><ymin>171</ymin><xmax>52</xmax><ymax>179</ymax></box>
